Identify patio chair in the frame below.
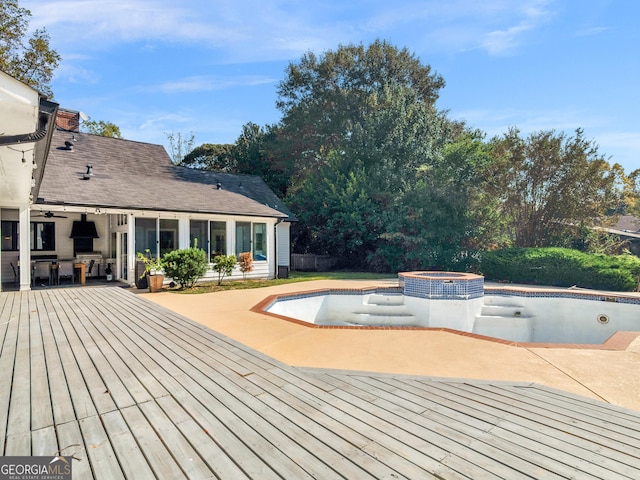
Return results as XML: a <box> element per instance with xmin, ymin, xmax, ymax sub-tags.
<box><xmin>57</xmin><ymin>260</ymin><xmax>75</xmax><ymax>285</ymax></box>
<box><xmin>87</xmin><ymin>259</ymin><xmax>95</xmax><ymax>277</ymax></box>
<box><xmin>32</xmin><ymin>261</ymin><xmax>51</xmax><ymax>287</ymax></box>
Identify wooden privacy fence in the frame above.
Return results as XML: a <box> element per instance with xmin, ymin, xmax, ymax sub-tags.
<box><xmin>291</xmin><ymin>254</ymin><xmax>337</xmax><ymax>271</ymax></box>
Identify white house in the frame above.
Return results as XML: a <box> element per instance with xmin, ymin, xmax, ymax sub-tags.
<box><xmin>1</xmin><ymin>82</ymin><xmax>295</xmax><ymax>291</ymax></box>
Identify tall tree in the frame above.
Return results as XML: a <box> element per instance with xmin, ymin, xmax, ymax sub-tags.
<box><xmin>485</xmin><ymin>128</ymin><xmax>621</xmax><ymax>247</ymax></box>
<box><xmin>288</xmin><ymin>80</ymin><xmax>472</xmax><ymax>270</ymax></box>
<box><xmin>275</xmin><ymin>39</ymin><xmax>446</xmax><ymax>189</ymax></box>
<box><xmin>291</xmin><ymin>151</ymin><xmax>382</xmax><ymax>266</ymax></box>
<box><xmin>232</xmin><ymin>122</ymin><xmax>291</xmax><ymax>196</ymax></box>
<box><xmin>373</xmin><ymin>132</ymin><xmax>493</xmax><ymax>271</ymax></box>
<box><xmin>0</xmin><ymin>0</ymin><xmax>60</xmax><ymax>98</ymax></box>
<box><xmin>81</xmin><ymin>118</ymin><xmax>122</xmax><ymax>138</ymax></box>
<box><xmin>164</xmin><ymin>131</ymin><xmax>195</xmax><ymax>165</ymax></box>
<box><xmin>181</xmin><ymin>143</ymin><xmax>234</xmax><ymax>170</ymax></box>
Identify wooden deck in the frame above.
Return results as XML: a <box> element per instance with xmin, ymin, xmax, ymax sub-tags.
<box><xmin>1</xmin><ymin>286</ymin><xmax>639</xmax><ymax>479</ymax></box>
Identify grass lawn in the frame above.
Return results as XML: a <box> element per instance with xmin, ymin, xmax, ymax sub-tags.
<box><xmin>171</xmin><ymin>271</ymin><xmax>397</xmax><ymax>294</ymax></box>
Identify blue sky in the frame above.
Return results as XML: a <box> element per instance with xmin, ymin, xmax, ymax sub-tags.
<box><xmin>24</xmin><ymin>0</ymin><xmax>640</xmax><ymax>172</ymax></box>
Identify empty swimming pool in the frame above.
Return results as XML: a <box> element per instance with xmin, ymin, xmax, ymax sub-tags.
<box><xmin>262</xmin><ymin>272</ymin><xmax>640</xmax><ymax>345</ymax></box>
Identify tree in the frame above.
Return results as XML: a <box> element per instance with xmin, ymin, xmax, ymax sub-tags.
<box><xmin>165</xmin><ymin>131</ymin><xmax>195</xmax><ymax>164</ymax></box>
<box><xmin>82</xmin><ymin>118</ymin><xmax>122</xmax><ymax>138</ymax></box>
<box><xmin>485</xmin><ymin>128</ymin><xmax>622</xmax><ymax>247</ymax></box>
<box><xmin>0</xmin><ymin>0</ymin><xmax>60</xmax><ymax>98</ymax></box>
<box><xmin>280</xmin><ymin>41</ymin><xmax>475</xmax><ymax>270</ymax></box>
<box><xmin>211</xmin><ymin>254</ymin><xmax>237</xmax><ymax>285</ymax></box>
<box><xmin>181</xmin><ymin>143</ymin><xmax>234</xmax><ymax>170</ymax></box>
<box><xmin>232</xmin><ymin>122</ymin><xmax>291</xmax><ymax>196</ymax></box>
<box><xmin>275</xmin><ymin>39</ymin><xmax>446</xmax><ymax>189</ymax></box>
<box><xmin>238</xmin><ymin>252</ymin><xmax>253</xmax><ymax>279</ymax></box>
<box><xmin>291</xmin><ymin>151</ymin><xmax>382</xmax><ymax>267</ymax></box>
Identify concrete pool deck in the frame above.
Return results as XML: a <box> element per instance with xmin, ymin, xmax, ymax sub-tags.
<box><xmin>143</xmin><ymin>279</ymin><xmax>640</xmax><ymax>412</ymax></box>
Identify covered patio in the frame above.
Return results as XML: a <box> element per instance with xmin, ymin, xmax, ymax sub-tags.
<box><xmin>1</xmin><ymin>286</ymin><xmax>639</xmax><ymax>479</ymax></box>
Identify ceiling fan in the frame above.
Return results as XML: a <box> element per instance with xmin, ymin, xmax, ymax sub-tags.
<box><xmin>34</xmin><ymin>211</ymin><xmax>68</xmax><ymax>219</ymax></box>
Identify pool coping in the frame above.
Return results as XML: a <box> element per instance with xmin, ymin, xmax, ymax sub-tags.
<box><xmin>251</xmin><ymin>286</ymin><xmax>640</xmax><ymax>350</ymax></box>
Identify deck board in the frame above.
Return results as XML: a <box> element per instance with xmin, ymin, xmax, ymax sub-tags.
<box><xmin>0</xmin><ymin>292</ymin><xmax>19</xmax><ymax>452</ymax></box>
<box><xmin>6</xmin><ymin>292</ymin><xmax>31</xmax><ymax>436</ymax></box>
<box><xmin>38</xmin><ymin>291</ymin><xmax>77</xmax><ymax>426</ymax></box>
<box><xmin>30</xmin><ymin>292</ymin><xmax>54</xmax><ymax>431</ymax></box>
<box><xmin>1</xmin><ymin>287</ymin><xmax>640</xmax><ymax>479</ymax></box>
<box><xmin>363</xmin><ymin>375</ymin><xmax>640</xmax><ymax>477</ymax></box>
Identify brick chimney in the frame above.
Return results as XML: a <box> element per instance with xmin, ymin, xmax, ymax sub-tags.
<box><xmin>55</xmin><ymin>108</ymin><xmax>81</xmax><ymax>132</ymax></box>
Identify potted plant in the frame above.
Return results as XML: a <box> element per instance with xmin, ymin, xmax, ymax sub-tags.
<box><xmin>137</xmin><ymin>249</ymin><xmax>165</xmax><ymax>292</ymax></box>
<box><xmin>105</xmin><ymin>263</ymin><xmax>113</xmax><ymax>281</ymax></box>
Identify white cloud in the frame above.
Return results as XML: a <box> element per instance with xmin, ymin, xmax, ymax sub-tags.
<box><xmin>24</xmin><ymin>0</ymin><xmax>240</xmax><ymax>47</ymax></box>
<box><xmin>451</xmin><ymin>106</ymin><xmax>605</xmax><ymax>137</ymax></box>
<box><xmin>477</xmin><ymin>0</ymin><xmax>553</xmax><ymax>55</ymax></box>
<box><xmin>575</xmin><ymin>26</ymin><xmax>609</xmax><ymax>37</ymax></box>
<box><xmin>140</xmin><ymin>75</ymin><xmax>275</xmax><ymax>94</ymax></box>
<box><xmin>24</xmin><ymin>0</ymin><xmax>557</xmax><ymax>61</ymax></box>
<box><xmin>55</xmin><ymin>62</ymin><xmax>100</xmax><ymax>84</ymax></box>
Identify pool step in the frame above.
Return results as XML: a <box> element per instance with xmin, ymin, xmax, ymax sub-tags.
<box><xmin>482</xmin><ymin>295</ymin><xmax>525</xmax><ymax>307</ymax></box>
<box><xmin>346</xmin><ymin>293</ymin><xmax>417</xmax><ymax>326</ymax></box>
<box><xmin>348</xmin><ymin>312</ymin><xmax>417</xmax><ymax>327</ymax></box>
<box><xmin>479</xmin><ymin>305</ymin><xmax>530</xmax><ymax>318</ymax></box>
<box><xmin>473</xmin><ymin>296</ymin><xmax>533</xmax><ymax>341</ymax></box>
<box><xmin>479</xmin><ymin>296</ymin><xmax>529</xmax><ymax>318</ymax></box>
<box><xmin>365</xmin><ymin>293</ymin><xmax>406</xmax><ymax>306</ymax></box>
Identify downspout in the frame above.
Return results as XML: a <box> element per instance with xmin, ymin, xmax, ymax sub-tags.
<box><xmin>274</xmin><ymin>217</ymin><xmax>286</xmax><ymax>278</ymax></box>
<box><xmin>0</xmin><ymin>124</ymin><xmax>49</xmax><ymax>145</ymax></box>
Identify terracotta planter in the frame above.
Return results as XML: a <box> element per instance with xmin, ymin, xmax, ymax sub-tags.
<box><xmin>147</xmin><ymin>274</ymin><xmax>164</xmax><ymax>292</ymax></box>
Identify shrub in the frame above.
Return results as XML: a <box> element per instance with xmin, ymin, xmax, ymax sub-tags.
<box><xmin>238</xmin><ymin>252</ymin><xmax>254</xmax><ymax>279</ymax></box>
<box><xmin>212</xmin><ymin>254</ymin><xmax>237</xmax><ymax>285</ymax></box>
<box><xmin>162</xmin><ymin>247</ymin><xmax>208</xmax><ymax>289</ymax></box>
<box><xmin>481</xmin><ymin>247</ymin><xmax>640</xmax><ymax>291</ymax></box>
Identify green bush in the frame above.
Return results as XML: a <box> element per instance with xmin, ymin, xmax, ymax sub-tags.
<box><xmin>211</xmin><ymin>254</ymin><xmax>237</xmax><ymax>285</ymax></box>
<box><xmin>162</xmin><ymin>247</ymin><xmax>208</xmax><ymax>289</ymax></box>
<box><xmin>481</xmin><ymin>247</ymin><xmax>640</xmax><ymax>292</ymax></box>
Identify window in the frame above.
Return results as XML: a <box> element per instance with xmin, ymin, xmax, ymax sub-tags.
<box><xmin>1</xmin><ymin>221</ymin><xmax>55</xmax><ymax>251</ymax></box>
<box><xmin>190</xmin><ymin>220</ymin><xmax>207</xmax><ymax>250</ymax></box>
<box><xmin>210</xmin><ymin>221</ymin><xmax>226</xmax><ymax>258</ymax></box>
<box><xmin>1</xmin><ymin>221</ymin><xmax>18</xmax><ymax>251</ymax></box>
<box><xmin>31</xmin><ymin>222</ymin><xmax>55</xmax><ymax>251</ymax></box>
<box><xmin>136</xmin><ymin>218</ymin><xmax>179</xmax><ymax>257</ymax></box>
<box><xmin>235</xmin><ymin>222</ymin><xmax>251</xmax><ymax>256</ymax></box>
<box><xmin>135</xmin><ymin>218</ymin><xmax>157</xmax><ymax>257</ymax></box>
<box><xmin>235</xmin><ymin>221</ymin><xmax>267</xmax><ymax>261</ymax></box>
<box><xmin>159</xmin><ymin>219</ymin><xmax>178</xmax><ymax>256</ymax></box>
<box><xmin>253</xmin><ymin>223</ymin><xmax>267</xmax><ymax>260</ymax></box>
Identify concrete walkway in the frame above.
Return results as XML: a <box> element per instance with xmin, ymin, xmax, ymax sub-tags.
<box><xmin>143</xmin><ymin>279</ymin><xmax>640</xmax><ymax>411</ymax></box>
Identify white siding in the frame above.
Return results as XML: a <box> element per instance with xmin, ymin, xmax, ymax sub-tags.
<box><xmin>277</xmin><ymin>222</ymin><xmax>291</xmax><ymax>267</ymax></box>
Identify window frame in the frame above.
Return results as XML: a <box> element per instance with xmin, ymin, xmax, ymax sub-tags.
<box><xmin>209</xmin><ymin>221</ymin><xmax>227</xmax><ymax>260</ymax></box>
<box><xmin>235</xmin><ymin>221</ymin><xmax>267</xmax><ymax>261</ymax></box>
<box><xmin>1</xmin><ymin>220</ymin><xmax>55</xmax><ymax>252</ymax></box>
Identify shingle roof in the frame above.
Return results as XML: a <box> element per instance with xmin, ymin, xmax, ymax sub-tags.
<box><xmin>612</xmin><ymin>215</ymin><xmax>640</xmax><ymax>233</ymax></box>
<box><xmin>38</xmin><ymin>129</ymin><xmax>295</xmax><ymax>220</ymax></box>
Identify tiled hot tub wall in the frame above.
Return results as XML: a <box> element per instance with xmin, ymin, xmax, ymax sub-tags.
<box><xmin>399</xmin><ymin>271</ymin><xmax>484</xmax><ymax>300</ymax></box>
<box><xmin>398</xmin><ymin>272</ymin><xmax>485</xmax><ymax>331</ymax></box>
